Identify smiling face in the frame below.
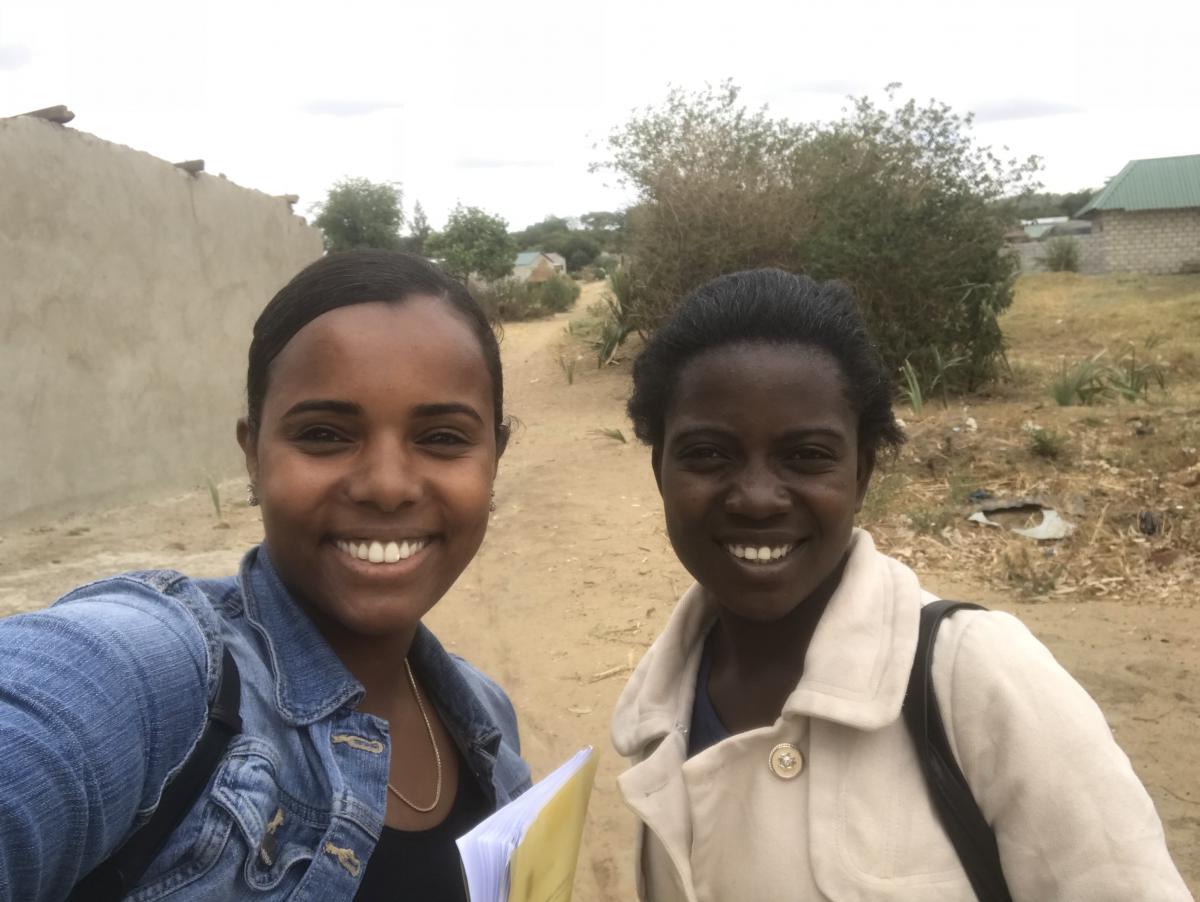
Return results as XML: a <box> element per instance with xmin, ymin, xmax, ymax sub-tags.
<box><xmin>655</xmin><ymin>341</ymin><xmax>872</xmax><ymax>623</ymax></box>
<box><xmin>237</xmin><ymin>296</ymin><xmax>498</xmax><ymax>639</ymax></box>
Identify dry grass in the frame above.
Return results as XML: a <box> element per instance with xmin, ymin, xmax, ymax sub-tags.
<box><xmin>1000</xmin><ymin>272</ymin><xmax>1200</xmax><ymax>390</ymax></box>
<box><xmin>863</xmin><ymin>273</ymin><xmax>1200</xmax><ymax>605</ymax></box>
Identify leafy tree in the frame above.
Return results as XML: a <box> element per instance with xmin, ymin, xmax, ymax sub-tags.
<box><xmin>594</xmin><ymin>82</ymin><xmax>1040</xmax><ymax>390</ymax></box>
<box><xmin>428</xmin><ymin>205</ymin><xmax>515</xmax><ymax>282</ymax></box>
<box><xmin>581</xmin><ymin>210</ymin><xmax>629</xmax><ymax>251</ymax></box>
<box><xmin>401</xmin><ymin>201</ymin><xmax>433</xmax><ymax>257</ymax></box>
<box><xmin>511</xmin><ymin>216</ymin><xmax>572</xmax><ymax>251</ymax></box>
<box><xmin>1006</xmin><ymin>188</ymin><xmax>1098</xmax><ymax>220</ymax></box>
<box><xmin>312</xmin><ymin>177</ymin><xmax>404</xmax><ymax>253</ymax></box>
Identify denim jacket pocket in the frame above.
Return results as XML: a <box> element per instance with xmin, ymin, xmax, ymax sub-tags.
<box><xmin>211</xmin><ymin>737</ymin><xmax>328</xmax><ymax>893</ymax></box>
<box><xmin>130</xmin><ymin>736</ymin><xmax>329</xmax><ymax>900</ymax></box>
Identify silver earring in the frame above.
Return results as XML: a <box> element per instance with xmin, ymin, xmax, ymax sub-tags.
<box><xmin>489</xmin><ymin>490</ymin><xmax>496</xmax><ymax>513</ymax></box>
<box><xmin>247</xmin><ymin>483</ymin><xmax>259</xmax><ymax>507</ymax></box>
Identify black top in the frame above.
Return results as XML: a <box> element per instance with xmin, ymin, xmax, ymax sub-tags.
<box><xmin>688</xmin><ymin>628</ymin><xmax>731</xmax><ymax>758</ymax></box>
<box><xmin>354</xmin><ymin>749</ymin><xmax>492</xmax><ymax>901</ymax></box>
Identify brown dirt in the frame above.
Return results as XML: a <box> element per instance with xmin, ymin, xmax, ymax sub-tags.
<box><xmin>1</xmin><ymin>277</ymin><xmax>1196</xmax><ymax>898</ymax></box>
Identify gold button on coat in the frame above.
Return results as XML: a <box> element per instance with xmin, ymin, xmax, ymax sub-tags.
<box><xmin>768</xmin><ymin>743</ymin><xmax>803</xmax><ymax>779</ymax></box>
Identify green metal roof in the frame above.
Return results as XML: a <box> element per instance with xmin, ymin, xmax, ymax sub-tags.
<box><xmin>1077</xmin><ymin>154</ymin><xmax>1200</xmax><ymax>216</ymax></box>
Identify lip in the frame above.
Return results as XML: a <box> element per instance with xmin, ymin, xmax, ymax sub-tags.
<box><xmin>717</xmin><ymin>533</ymin><xmax>805</xmax><ymax>546</ymax></box>
<box><xmin>330</xmin><ymin>529</ymin><xmax>438</xmax><ymax>542</ymax></box>
<box><xmin>716</xmin><ymin>536</ymin><xmax>808</xmax><ymax>570</ymax></box>
<box><xmin>326</xmin><ymin>536</ymin><xmax>438</xmax><ymax>577</ymax></box>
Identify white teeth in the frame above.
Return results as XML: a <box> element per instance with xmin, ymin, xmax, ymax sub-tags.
<box><xmin>336</xmin><ymin>537</ymin><xmax>430</xmax><ymax>565</ymax></box>
<box><xmin>726</xmin><ymin>543</ymin><xmax>794</xmax><ymax>564</ymax></box>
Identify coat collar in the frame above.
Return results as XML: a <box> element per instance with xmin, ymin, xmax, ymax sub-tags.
<box><xmin>612</xmin><ymin>529</ymin><xmax>923</xmax><ymax>755</ymax></box>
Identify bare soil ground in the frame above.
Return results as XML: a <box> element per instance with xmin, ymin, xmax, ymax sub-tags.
<box><xmin>1</xmin><ymin>275</ymin><xmax>1196</xmax><ymax>898</ymax></box>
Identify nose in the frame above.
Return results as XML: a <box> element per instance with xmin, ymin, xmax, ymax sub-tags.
<box><xmin>724</xmin><ymin>460</ymin><xmax>790</xmax><ymax>519</ymax></box>
<box><xmin>345</xmin><ymin>435</ymin><xmax>423</xmax><ymax>512</ymax></box>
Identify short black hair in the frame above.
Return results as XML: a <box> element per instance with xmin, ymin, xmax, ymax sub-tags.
<box><xmin>627</xmin><ymin>268</ymin><xmax>904</xmax><ymax>462</ymax></box>
<box><xmin>246</xmin><ymin>250</ymin><xmax>508</xmax><ymax>453</ymax></box>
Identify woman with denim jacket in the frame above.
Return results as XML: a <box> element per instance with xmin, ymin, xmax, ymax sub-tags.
<box><xmin>0</xmin><ymin>250</ymin><xmax>532</xmax><ymax>901</ymax></box>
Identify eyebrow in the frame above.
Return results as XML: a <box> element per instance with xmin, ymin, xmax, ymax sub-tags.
<box><xmin>670</xmin><ymin>425</ymin><xmax>848</xmax><ymax>443</ymax></box>
<box><xmin>282</xmin><ymin>399</ymin><xmax>361</xmax><ymax>418</ymax></box>
<box><xmin>280</xmin><ymin>399</ymin><xmax>484</xmax><ymax>425</ymax></box>
<box><xmin>412</xmin><ymin>402</ymin><xmax>484</xmax><ymax>424</ymax></box>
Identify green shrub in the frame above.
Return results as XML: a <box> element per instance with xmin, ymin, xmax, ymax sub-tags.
<box><xmin>1048</xmin><ymin>339</ymin><xmax>1167</xmax><ymax>405</ymax></box>
<box><xmin>592</xmin><ymin>253</ymin><xmax>619</xmax><ymax>278</ymax></box>
<box><xmin>1108</xmin><ymin>338</ymin><xmax>1166</xmax><ymax>401</ymax></box>
<box><xmin>899</xmin><ymin>360</ymin><xmax>924</xmax><ymax>413</ymax></box>
<box><xmin>536</xmin><ymin>274</ymin><xmax>580</xmax><ymax>313</ymax></box>
<box><xmin>593</xmin><ymin>82</ymin><xmax>1039</xmax><ymax>390</ymax></box>
<box><xmin>473</xmin><ymin>275</ymin><xmax>579</xmax><ymax>322</ymax></box>
<box><xmin>1027</xmin><ymin>427</ymin><xmax>1066</xmax><ymax>460</ymax></box>
<box><xmin>593</xmin><ymin>269</ymin><xmax>636</xmax><ymax>365</ymax></box>
<box><xmin>1039</xmin><ymin>237</ymin><xmax>1081</xmax><ymax>272</ymax></box>
<box><xmin>1048</xmin><ymin>353</ymin><xmax>1112</xmax><ymax>406</ymax></box>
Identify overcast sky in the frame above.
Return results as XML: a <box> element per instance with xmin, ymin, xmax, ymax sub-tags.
<box><xmin>3</xmin><ymin>0</ymin><xmax>1197</xmax><ymax>231</ymax></box>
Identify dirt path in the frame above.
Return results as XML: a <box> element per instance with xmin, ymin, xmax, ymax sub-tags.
<box><xmin>1</xmin><ymin>280</ymin><xmax>1196</xmax><ymax>897</ymax></box>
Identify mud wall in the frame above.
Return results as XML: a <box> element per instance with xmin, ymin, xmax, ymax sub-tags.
<box><xmin>0</xmin><ymin>116</ymin><xmax>324</xmax><ymax>521</ymax></box>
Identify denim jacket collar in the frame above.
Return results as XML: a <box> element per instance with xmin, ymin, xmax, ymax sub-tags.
<box><xmin>409</xmin><ymin>627</ymin><xmax>503</xmax><ymax>761</ymax></box>
<box><xmin>237</xmin><ymin>546</ymin><xmax>509</xmax><ymax>772</ymax></box>
<box><xmin>239</xmin><ymin>545</ymin><xmax>364</xmax><ymax>725</ymax></box>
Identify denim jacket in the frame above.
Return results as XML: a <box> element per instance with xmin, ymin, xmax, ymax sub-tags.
<box><xmin>0</xmin><ymin>545</ymin><xmax>531</xmax><ymax>901</ymax></box>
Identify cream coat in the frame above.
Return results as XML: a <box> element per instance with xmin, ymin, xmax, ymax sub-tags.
<box><xmin>611</xmin><ymin>530</ymin><xmax>1190</xmax><ymax>901</ymax></box>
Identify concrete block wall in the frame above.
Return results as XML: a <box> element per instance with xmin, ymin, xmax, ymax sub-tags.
<box><xmin>1012</xmin><ymin>233</ymin><xmax>1104</xmax><ymax>274</ymax></box>
<box><xmin>0</xmin><ymin>117</ymin><xmax>324</xmax><ymax>521</ymax></box>
<box><xmin>1097</xmin><ymin>209</ymin><xmax>1200</xmax><ymax>274</ymax></box>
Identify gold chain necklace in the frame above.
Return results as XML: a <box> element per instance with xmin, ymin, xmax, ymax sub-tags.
<box><xmin>386</xmin><ymin>658</ymin><xmax>443</xmax><ymax>813</ymax></box>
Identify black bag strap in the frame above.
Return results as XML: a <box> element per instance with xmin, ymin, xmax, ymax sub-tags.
<box><xmin>902</xmin><ymin>600</ymin><xmax>1013</xmax><ymax>902</ymax></box>
<box><xmin>69</xmin><ymin>646</ymin><xmax>242</xmax><ymax>901</ymax></box>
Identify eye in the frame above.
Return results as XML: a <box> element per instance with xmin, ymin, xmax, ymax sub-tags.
<box><xmin>293</xmin><ymin>425</ymin><xmax>350</xmax><ymax>445</ymax></box>
<box><xmin>419</xmin><ymin>429</ymin><xmax>474</xmax><ymax>450</ymax></box>
<box><xmin>676</xmin><ymin>444</ymin><xmax>730</xmax><ymax>468</ymax></box>
<box><xmin>785</xmin><ymin>445</ymin><xmax>837</xmax><ymax>468</ymax></box>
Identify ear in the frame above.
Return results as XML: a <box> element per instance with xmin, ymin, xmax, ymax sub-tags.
<box><xmin>651</xmin><ymin>444</ymin><xmax>664</xmax><ymax>493</ymax></box>
<box><xmin>236</xmin><ymin>418</ymin><xmax>259</xmax><ymax>488</ymax></box>
<box><xmin>854</xmin><ymin>447</ymin><xmax>876</xmax><ymax>513</ymax></box>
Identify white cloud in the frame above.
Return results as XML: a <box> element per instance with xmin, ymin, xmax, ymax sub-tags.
<box><xmin>0</xmin><ymin>43</ymin><xmax>31</xmax><ymax>70</ymax></box>
<box><xmin>0</xmin><ymin>0</ymin><xmax>1196</xmax><ymax>225</ymax></box>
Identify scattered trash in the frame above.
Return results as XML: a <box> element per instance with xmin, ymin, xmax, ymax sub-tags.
<box><xmin>967</xmin><ymin>512</ymin><xmax>1001</xmax><ymax>528</ymax></box>
<box><xmin>966</xmin><ymin>489</ymin><xmax>995</xmax><ymax>504</ymax></box>
<box><xmin>964</xmin><ymin>496</ymin><xmax>1076</xmax><ymax>540</ymax></box>
<box><xmin>567</xmin><ymin>706</ymin><xmax>593</xmax><ymax>716</ymax></box>
<box><xmin>1137</xmin><ymin>511</ymin><xmax>1163</xmax><ymax>536</ymax></box>
<box><xmin>971</xmin><ymin>496</ymin><xmax>1049</xmax><ymax>514</ymax></box>
<box><xmin>1011</xmin><ymin>510</ymin><xmax>1076</xmax><ymax>540</ymax></box>
<box><xmin>1127</xmin><ymin>416</ymin><xmax>1154</xmax><ymax>437</ymax></box>
<box><xmin>964</xmin><ymin>417</ymin><xmax>978</xmax><ymax>433</ymax></box>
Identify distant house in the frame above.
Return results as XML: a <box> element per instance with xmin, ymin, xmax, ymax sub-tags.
<box><xmin>1077</xmin><ymin>154</ymin><xmax>1200</xmax><ymax>274</ymax></box>
<box><xmin>1008</xmin><ymin>217</ymin><xmax>1097</xmax><ymax>273</ymax></box>
<box><xmin>512</xmin><ymin>251</ymin><xmax>566</xmax><ymax>283</ymax></box>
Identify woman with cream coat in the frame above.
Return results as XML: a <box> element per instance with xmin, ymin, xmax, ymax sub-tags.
<box><xmin>611</xmin><ymin>269</ymin><xmax>1189</xmax><ymax>901</ymax></box>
